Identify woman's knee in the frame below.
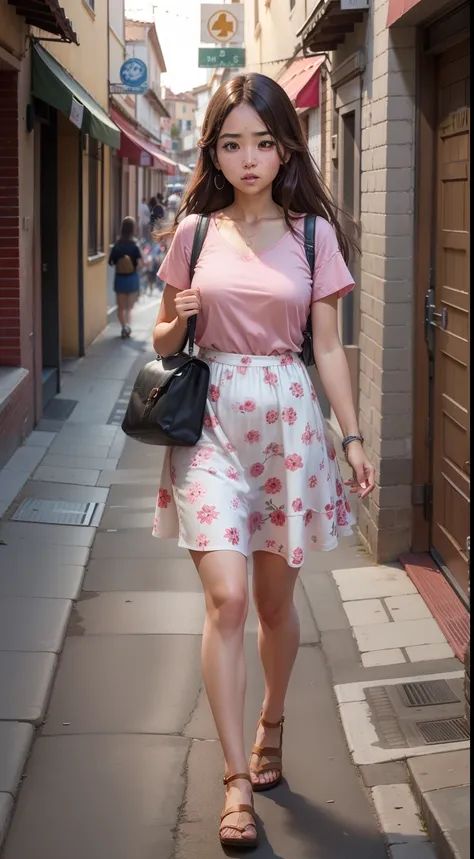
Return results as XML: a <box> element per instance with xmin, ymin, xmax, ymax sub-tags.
<box><xmin>206</xmin><ymin>582</ymin><xmax>248</xmax><ymax>631</ymax></box>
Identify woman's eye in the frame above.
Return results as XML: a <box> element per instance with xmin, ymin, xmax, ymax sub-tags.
<box><xmin>223</xmin><ymin>142</ymin><xmax>238</xmax><ymax>151</ymax></box>
<box><xmin>259</xmin><ymin>140</ymin><xmax>276</xmax><ymax>149</ymax></box>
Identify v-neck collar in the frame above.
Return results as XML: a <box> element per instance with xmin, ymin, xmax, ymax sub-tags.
<box><xmin>211</xmin><ymin>214</ymin><xmax>292</xmax><ymax>261</ymax></box>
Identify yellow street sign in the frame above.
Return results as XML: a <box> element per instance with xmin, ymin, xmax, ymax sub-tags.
<box><xmin>200</xmin><ymin>4</ymin><xmax>244</xmax><ymax>46</ymax></box>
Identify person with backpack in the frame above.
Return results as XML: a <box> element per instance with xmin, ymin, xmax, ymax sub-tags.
<box><xmin>149</xmin><ymin>194</ymin><xmax>165</xmax><ymax>231</ymax></box>
<box><xmin>152</xmin><ymin>73</ymin><xmax>375</xmax><ymax>848</ymax></box>
<box><xmin>108</xmin><ymin>216</ymin><xmax>142</xmax><ymax>338</ymax></box>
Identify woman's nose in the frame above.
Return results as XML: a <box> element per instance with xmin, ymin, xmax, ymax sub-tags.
<box><xmin>242</xmin><ymin>150</ymin><xmax>257</xmax><ymax>168</ymax></box>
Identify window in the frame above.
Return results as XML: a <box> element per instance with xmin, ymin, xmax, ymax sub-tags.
<box><xmin>186</xmin><ymin>119</ymin><xmax>192</xmax><ymax>131</ymax></box>
<box><xmin>87</xmin><ymin>137</ymin><xmax>104</xmax><ymax>257</ymax></box>
<box><xmin>183</xmin><ymin>105</ymin><xmax>187</xmax><ymax>113</ymax></box>
<box><xmin>84</xmin><ymin>0</ymin><xmax>94</xmax><ymax>11</ymax></box>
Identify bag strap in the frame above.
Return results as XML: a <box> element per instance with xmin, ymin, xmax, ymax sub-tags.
<box><xmin>187</xmin><ymin>214</ymin><xmax>211</xmax><ymax>356</ymax></box>
<box><xmin>303</xmin><ymin>214</ymin><xmax>316</xmax><ymax>276</ymax></box>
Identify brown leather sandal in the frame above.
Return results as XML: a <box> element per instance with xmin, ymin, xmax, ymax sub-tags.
<box><xmin>249</xmin><ymin>713</ymin><xmax>285</xmax><ymax>791</ymax></box>
<box><xmin>219</xmin><ymin>772</ymin><xmax>258</xmax><ymax>849</ymax></box>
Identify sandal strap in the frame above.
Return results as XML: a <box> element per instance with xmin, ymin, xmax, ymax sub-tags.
<box><xmin>251</xmin><ymin>745</ymin><xmax>282</xmax><ymax>758</ymax></box>
<box><xmin>260</xmin><ymin>713</ymin><xmax>285</xmax><ymax>730</ymax></box>
<box><xmin>223</xmin><ymin>772</ymin><xmax>251</xmax><ymax>786</ymax></box>
<box><xmin>220</xmin><ymin>804</ymin><xmax>255</xmax><ymax>825</ymax></box>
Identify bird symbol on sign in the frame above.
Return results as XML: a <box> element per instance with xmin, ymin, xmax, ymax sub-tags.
<box><xmin>210</xmin><ymin>12</ymin><xmax>235</xmax><ymax>40</ymax></box>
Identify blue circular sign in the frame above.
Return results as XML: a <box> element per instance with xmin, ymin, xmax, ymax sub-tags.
<box><xmin>120</xmin><ymin>58</ymin><xmax>147</xmax><ymax>88</ymax></box>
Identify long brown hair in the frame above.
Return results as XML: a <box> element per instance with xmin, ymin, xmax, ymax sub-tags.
<box><xmin>162</xmin><ymin>73</ymin><xmax>359</xmax><ymax>263</ymax></box>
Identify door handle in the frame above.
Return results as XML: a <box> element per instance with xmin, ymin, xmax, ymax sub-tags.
<box><xmin>464</xmin><ymin>461</ymin><xmax>470</xmax><ymax>476</ymax></box>
<box><xmin>429</xmin><ymin>305</ymin><xmax>448</xmax><ymax>330</ymax></box>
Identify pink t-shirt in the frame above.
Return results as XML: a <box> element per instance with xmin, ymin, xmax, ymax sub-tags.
<box><xmin>158</xmin><ymin>214</ymin><xmax>354</xmax><ymax>356</ymax></box>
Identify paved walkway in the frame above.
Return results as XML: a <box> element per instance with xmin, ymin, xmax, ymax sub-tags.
<box><xmin>0</xmin><ymin>298</ymin><xmax>467</xmax><ymax>858</ymax></box>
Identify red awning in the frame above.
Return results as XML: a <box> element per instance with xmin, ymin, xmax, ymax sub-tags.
<box><xmin>111</xmin><ymin>108</ymin><xmax>177</xmax><ymax>175</ymax></box>
<box><xmin>278</xmin><ymin>56</ymin><xmax>325</xmax><ymax>109</ymax></box>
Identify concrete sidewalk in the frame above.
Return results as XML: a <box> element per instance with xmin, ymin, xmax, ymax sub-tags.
<box><xmin>0</xmin><ymin>299</ymin><xmax>469</xmax><ymax>859</ymax></box>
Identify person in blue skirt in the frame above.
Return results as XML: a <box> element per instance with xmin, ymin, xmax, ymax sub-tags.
<box><xmin>108</xmin><ymin>216</ymin><xmax>142</xmax><ymax>338</ymax></box>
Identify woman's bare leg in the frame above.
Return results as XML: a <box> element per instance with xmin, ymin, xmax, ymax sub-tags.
<box><xmin>126</xmin><ymin>293</ymin><xmax>136</xmax><ymax>328</ymax></box>
<box><xmin>250</xmin><ymin>551</ymin><xmax>300</xmax><ymax>787</ymax></box>
<box><xmin>190</xmin><ymin>549</ymin><xmax>255</xmax><ymax>841</ymax></box>
<box><xmin>116</xmin><ymin>293</ymin><xmax>127</xmax><ymax>329</ymax></box>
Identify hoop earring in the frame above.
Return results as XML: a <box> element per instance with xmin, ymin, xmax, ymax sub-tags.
<box><xmin>214</xmin><ymin>171</ymin><xmax>225</xmax><ymax>191</ymax></box>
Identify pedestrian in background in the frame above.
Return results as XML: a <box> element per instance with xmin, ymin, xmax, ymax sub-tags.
<box><xmin>149</xmin><ymin>194</ymin><xmax>165</xmax><ymax>232</ymax></box>
<box><xmin>108</xmin><ymin>216</ymin><xmax>142</xmax><ymax>339</ymax></box>
<box><xmin>152</xmin><ymin>73</ymin><xmax>375</xmax><ymax>849</ymax></box>
<box><xmin>138</xmin><ymin>197</ymin><xmax>150</xmax><ymax>242</ymax></box>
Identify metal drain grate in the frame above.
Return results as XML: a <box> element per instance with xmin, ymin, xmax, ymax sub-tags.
<box><xmin>399</xmin><ymin>680</ymin><xmax>460</xmax><ymax>708</ymax></box>
<box><xmin>416</xmin><ymin>718</ymin><xmax>470</xmax><ymax>745</ymax></box>
<box><xmin>12</xmin><ymin>498</ymin><xmax>98</xmax><ymax>526</ymax></box>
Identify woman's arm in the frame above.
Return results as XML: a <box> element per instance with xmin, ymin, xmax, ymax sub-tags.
<box><xmin>152</xmin><ymin>283</ymin><xmax>201</xmax><ymax>357</ymax></box>
<box><xmin>311</xmin><ymin>293</ymin><xmax>375</xmax><ymax>498</ymax></box>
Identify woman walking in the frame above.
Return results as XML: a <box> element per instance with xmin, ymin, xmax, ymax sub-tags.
<box><xmin>152</xmin><ymin>73</ymin><xmax>375</xmax><ymax>849</ymax></box>
<box><xmin>108</xmin><ymin>216</ymin><xmax>142</xmax><ymax>339</ymax></box>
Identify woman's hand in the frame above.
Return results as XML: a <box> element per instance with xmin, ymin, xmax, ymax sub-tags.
<box><xmin>174</xmin><ymin>288</ymin><xmax>201</xmax><ymax>320</ymax></box>
<box><xmin>344</xmin><ymin>442</ymin><xmax>376</xmax><ymax>500</ymax></box>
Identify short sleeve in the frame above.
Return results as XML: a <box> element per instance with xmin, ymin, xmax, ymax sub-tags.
<box><xmin>108</xmin><ymin>245</ymin><xmax>117</xmax><ymax>266</ymax></box>
<box><xmin>311</xmin><ymin>218</ymin><xmax>355</xmax><ymax>303</ymax></box>
<box><xmin>157</xmin><ymin>215</ymin><xmax>199</xmax><ymax>290</ymax></box>
<box><xmin>133</xmin><ymin>243</ymin><xmax>142</xmax><ymax>262</ymax></box>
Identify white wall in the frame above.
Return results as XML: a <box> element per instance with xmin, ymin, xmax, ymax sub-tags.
<box><xmin>307</xmin><ymin>107</ymin><xmax>321</xmax><ymax>167</ymax></box>
<box><xmin>126</xmin><ymin>35</ymin><xmax>162</xmax><ymax>142</ymax></box>
<box><xmin>244</xmin><ymin>0</ymin><xmax>309</xmax><ymax>79</ymax></box>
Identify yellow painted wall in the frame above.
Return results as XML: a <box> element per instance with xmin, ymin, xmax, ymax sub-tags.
<box><xmin>0</xmin><ymin>0</ymin><xmax>24</xmax><ymax>55</ymax></box>
<box><xmin>57</xmin><ymin>112</ymin><xmax>79</xmax><ymax>358</ymax></box>
<box><xmin>83</xmin><ymin>146</ymin><xmax>109</xmax><ymax>348</ymax></box>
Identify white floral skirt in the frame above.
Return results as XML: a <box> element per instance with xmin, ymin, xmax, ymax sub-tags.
<box><xmin>152</xmin><ymin>350</ymin><xmax>354</xmax><ymax>568</ymax></box>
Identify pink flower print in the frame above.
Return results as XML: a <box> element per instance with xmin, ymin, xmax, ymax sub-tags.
<box><xmin>203</xmin><ymin>414</ymin><xmax>219</xmax><ymax>429</ymax></box>
<box><xmin>250</xmin><ymin>462</ymin><xmax>265</xmax><ymax>478</ymax></box>
<box><xmin>226</xmin><ymin>442</ymin><xmax>236</xmax><ymax>452</ymax></box>
<box><xmin>280</xmin><ymin>354</ymin><xmax>294</xmax><ymax>366</ymax></box>
<box><xmin>263</xmin><ymin>368</ymin><xmax>278</xmax><ymax>387</ymax></box>
<box><xmin>282</xmin><ymin>407</ymin><xmax>297</xmax><ymax>426</ymax></box>
<box><xmin>292</xmin><ymin>498</ymin><xmax>303</xmax><ymax>512</ymax></box>
<box><xmin>243</xmin><ymin>399</ymin><xmax>256</xmax><ymax>412</ymax></box>
<box><xmin>224</xmin><ymin>527</ymin><xmax>240</xmax><ymax>546</ymax></box>
<box><xmin>264</xmin><ymin>477</ymin><xmax>282</xmax><ymax>495</ymax></box>
<box><xmin>196</xmin><ymin>534</ymin><xmax>210</xmax><ymax>549</ymax></box>
<box><xmin>345</xmin><ymin>500</ymin><xmax>351</xmax><ymax>513</ymax></box>
<box><xmin>209</xmin><ymin>384</ymin><xmax>220</xmax><ymax>402</ymax></box>
<box><xmin>301</xmin><ymin>423</ymin><xmax>316</xmax><ymax>446</ymax></box>
<box><xmin>226</xmin><ymin>466</ymin><xmax>238</xmax><ymax>481</ymax></box>
<box><xmin>325</xmin><ymin>504</ymin><xmax>335</xmax><ymax>520</ymax></box>
<box><xmin>336</xmin><ymin>480</ymin><xmax>343</xmax><ymax>497</ymax></box>
<box><xmin>241</xmin><ymin>356</ymin><xmax>252</xmax><ymax>365</ymax></box>
<box><xmin>191</xmin><ymin>446</ymin><xmax>214</xmax><ymax>467</ymax></box>
<box><xmin>197</xmin><ymin>505</ymin><xmax>219</xmax><ymax>525</ymax></box>
<box><xmin>186</xmin><ymin>482</ymin><xmax>206</xmax><ymax>504</ymax></box>
<box><xmin>225</xmin><ymin>370</ymin><xmax>234</xmax><ymax>381</ymax></box>
<box><xmin>208</xmin><ymin>467</ymin><xmax>217</xmax><ymax>475</ymax></box>
<box><xmin>292</xmin><ymin>547</ymin><xmax>304</xmax><ymax>566</ymax></box>
<box><xmin>266</xmin><ymin>409</ymin><xmax>278</xmax><ymax>424</ymax></box>
<box><xmin>231</xmin><ymin>497</ymin><xmax>240</xmax><ymax>509</ymax></box>
<box><xmin>248</xmin><ymin>511</ymin><xmax>264</xmax><ymax>535</ymax></box>
<box><xmin>265</xmin><ymin>539</ymin><xmax>276</xmax><ymax>549</ymax></box>
<box><xmin>158</xmin><ymin>489</ymin><xmax>172</xmax><ymax>509</ymax></box>
<box><xmin>285</xmin><ymin>453</ymin><xmax>303</xmax><ymax>472</ymax></box>
<box><xmin>304</xmin><ymin>509</ymin><xmax>313</xmax><ymax>527</ymax></box>
<box><xmin>245</xmin><ymin>430</ymin><xmax>261</xmax><ymax>444</ymax></box>
<box><xmin>319</xmin><ymin>460</ymin><xmax>325</xmax><ymax>471</ymax></box>
<box><xmin>308</xmin><ymin>475</ymin><xmax>318</xmax><ymax>488</ymax></box>
<box><xmin>290</xmin><ymin>382</ymin><xmax>304</xmax><ymax>399</ymax></box>
<box><xmin>328</xmin><ymin>447</ymin><xmax>337</xmax><ymax>461</ymax></box>
<box><xmin>336</xmin><ymin>499</ymin><xmax>348</xmax><ymax>526</ymax></box>
<box><xmin>310</xmin><ymin>386</ymin><xmax>317</xmax><ymax>402</ymax></box>
<box><xmin>270</xmin><ymin>509</ymin><xmax>286</xmax><ymax>526</ymax></box>
<box><xmin>237</xmin><ymin>365</ymin><xmax>248</xmax><ymax>376</ymax></box>
<box><xmin>264</xmin><ymin>442</ymin><xmax>284</xmax><ymax>456</ymax></box>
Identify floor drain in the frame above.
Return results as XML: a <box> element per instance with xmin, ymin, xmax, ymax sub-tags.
<box><xmin>416</xmin><ymin>718</ymin><xmax>470</xmax><ymax>744</ymax></box>
<box><xmin>12</xmin><ymin>498</ymin><xmax>98</xmax><ymax>526</ymax></box>
<box><xmin>399</xmin><ymin>680</ymin><xmax>460</xmax><ymax>708</ymax></box>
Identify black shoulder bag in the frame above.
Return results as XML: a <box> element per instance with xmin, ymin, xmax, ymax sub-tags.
<box><xmin>301</xmin><ymin>214</ymin><xmax>316</xmax><ymax>367</ymax></box>
<box><xmin>121</xmin><ymin>215</ymin><xmax>211</xmax><ymax>446</ymax></box>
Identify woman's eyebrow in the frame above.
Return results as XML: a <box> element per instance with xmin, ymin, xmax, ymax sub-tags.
<box><xmin>219</xmin><ymin>131</ymin><xmax>272</xmax><ymax>140</ymax></box>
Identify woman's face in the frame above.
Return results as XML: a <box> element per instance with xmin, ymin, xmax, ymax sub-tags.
<box><xmin>215</xmin><ymin>103</ymin><xmax>283</xmax><ymax>196</ymax></box>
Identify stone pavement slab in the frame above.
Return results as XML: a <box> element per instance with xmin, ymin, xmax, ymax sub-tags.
<box><xmin>0</xmin><ymin>521</ymin><xmax>95</xmax><ymax>548</ymax></box>
<box><xmin>71</xmin><ymin>590</ymin><xmax>205</xmax><ymax>635</ymax></box>
<box><xmin>2</xmin><ymin>734</ymin><xmax>190</xmax><ymax>859</ymax></box>
<box><xmin>385</xmin><ymin>594</ymin><xmax>432</xmax><ymax>621</ymax></box>
<box><xmin>41</xmin><ymin>454</ymin><xmax>119</xmax><ymax>471</ymax></box>
<box><xmin>83</xmin><ymin>557</ymin><xmax>202</xmax><ymax>592</ymax></box>
<box><xmin>47</xmin><ymin>440</ymin><xmax>113</xmax><ymax>458</ymax></box>
<box><xmin>16</xmin><ymin>480</ymin><xmax>109</xmax><ymax>504</ymax></box>
<box><xmin>408</xmin><ymin>750</ymin><xmax>470</xmax><ymax>793</ymax></box>
<box><xmin>0</xmin><ymin>563</ymin><xmax>84</xmax><ymax>599</ymax></box>
<box><xmin>97</xmin><ymin>468</ymin><xmax>161</xmax><ymax>486</ymax></box>
<box><xmin>0</xmin><ymin>597</ymin><xmax>71</xmax><ymax>653</ymax></box>
<box><xmin>32</xmin><ymin>466</ymin><xmax>100</xmax><ymax>486</ymax></box>
<box><xmin>0</xmin><ymin>723</ymin><xmax>34</xmax><ymax>794</ymax></box>
<box><xmin>24</xmin><ymin>431</ymin><xmax>57</xmax><ymax>448</ymax></box>
<box><xmin>0</xmin><ymin>652</ymin><xmax>57</xmax><ymax>723</ymax></box>
<box><xmin>91</xmin><ymin>530</ymin><xmax>188</xmax><ymax>559</ymax></box>
<box><xmin>353</xmin><ymin>618</ymin><xmax>446</xmax><ymax>652</ymax></box>
<box><xmin>371</xmin><ymin>783</ymin><xmax>429</xmax><ymax>846</ymax></box>
<box><xmin>43</xmin><ymin>634</ymin><xmax>202</xmax><ymax>735</ymax></box>
<box><xmin>406</xmin><ymin>643</ymin><xmax>455</xmax><ymax>662</ymax></box>
<box><xmin>0</xmin><ymin>794</ymin><xmax>13</xmax><ymax>850</ymax></box>
<box><xmin>422</xmin><ymin>786</ymin><xmax>470</xmax><ymax>859</ymax></box>
<box><xmin>333</xmin><ymin>566</ymin><xmax>417</xmax><ymax>601</ymax></box>
<box><xmin>344</xmin><ymin>598</ymin><xmax>390</xmax><ymax>626</ymax></box>
<box><xmin>0</xmin><ymin>543</ymin><xmax>90</xmax><ymax>566</ymax></box>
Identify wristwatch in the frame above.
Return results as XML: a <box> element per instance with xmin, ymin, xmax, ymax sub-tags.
<box><xmin>341</xmin><ymin>434</ymin><xmax>364</xmax><ymax>456</ymax></box>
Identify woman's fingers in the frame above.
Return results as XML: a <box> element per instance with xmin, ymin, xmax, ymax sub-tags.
<box><xmin>175</xmin><ymin>288</ymin><xmax>201</xmax><ymax>319</ymax></box>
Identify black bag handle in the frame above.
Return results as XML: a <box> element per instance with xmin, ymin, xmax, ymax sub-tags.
<box><xmin>303</xmin><ymin>213</ymin><xmax>316</xmax><ymax>276</ymax></box>
<box><xmin>186</xmin><ymin>214</ymin><xmax>210</xmax><ymax>356</ymax></box>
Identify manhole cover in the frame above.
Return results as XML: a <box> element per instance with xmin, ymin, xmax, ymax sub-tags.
<box><xmin>399</xmin><ymin>680</ymin><xmax>461</xmax><ymax>708</ymax></box>
<box><xmin>12</xmin><ymin>498</ymin><xmax>97</xmax><ymax>526</ymax></box>
<box><xmin>416</xmin><ymin>718</ymin><xmax>470</xmax><ymax>744</ymax></box>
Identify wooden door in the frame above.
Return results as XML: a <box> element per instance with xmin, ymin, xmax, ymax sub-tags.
<box><xmin>431</xmin><ymin>40</ymin><xmax>470</xmax><ymax>596</ymax></box>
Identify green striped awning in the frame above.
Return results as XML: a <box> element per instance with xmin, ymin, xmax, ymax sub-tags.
<box><xmin>32</xmin><ymin>44</ymin><xmax>120</xmax><ymax>149</ymax></box>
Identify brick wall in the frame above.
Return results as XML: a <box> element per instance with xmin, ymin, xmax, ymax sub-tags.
<box><xmin>0</xmin><ymin>372</ymin><xmax>33</xmax><ymax>469</ymax></box>
<box><xmin>357</xmin><ymin>0</ymin><xmax>417</xmax><ymax>561</ymax></box>
<box><xmin>0</xmin><ymin>71</ymin><xmax>20</xmax><ymax>367</ymax></box>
